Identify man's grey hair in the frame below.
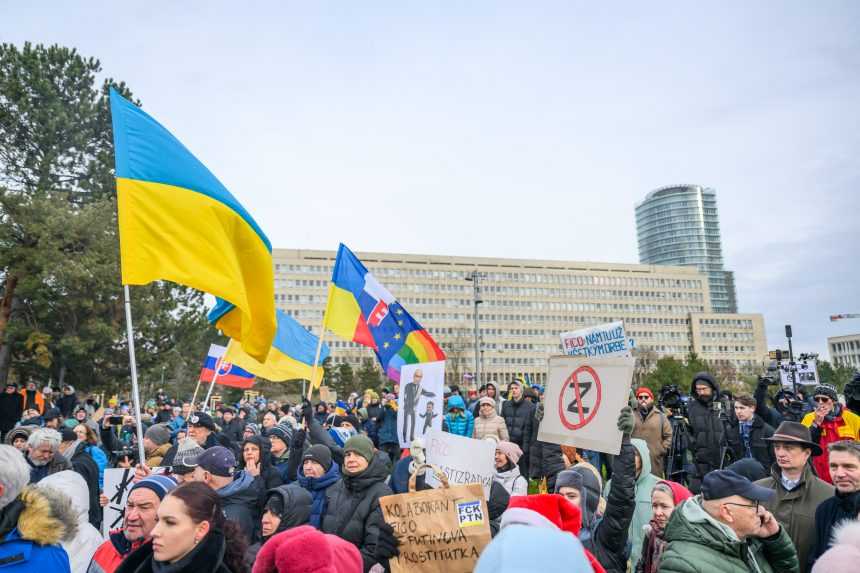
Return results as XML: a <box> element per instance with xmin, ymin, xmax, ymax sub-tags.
<box><xmin>0</xmin><ymin>445</ymin><xmax>30</xmax><ymax>510</ymax></box>
<box><xmin>27</xmin><ymin>427</ymin><xmax>62</xmax><ymax>451</ymax></box>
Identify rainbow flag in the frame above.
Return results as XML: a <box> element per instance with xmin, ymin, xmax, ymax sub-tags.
<box><xmin>109</xmin><ymin>89</ymin><xmax>275</xmax><ymax>361</ymax></box>
<box><xmin>323</xmin><ymin>244</ymin><xmax>446</xmax><ymax>382</ymax></box>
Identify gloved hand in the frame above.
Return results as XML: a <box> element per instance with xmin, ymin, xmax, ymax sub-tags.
<box><xmin>290</xmin><ymin>428</ymin><xmax>306</xmax><ymax>450</ymax></box>
<box><xmin>535</xmin><ymin>401</ymin><xmax>545</xmax><ymax>423</ymax></box>
<box><xmin>617</xmin><ymin>392</ymin><xmax>635</xmax><ymax>436</ymax></box>
<box><xmin>374</xmin><ymin>521</ymin><xmax>400</xmax><ymax>560</ymax></box>
<box><xmin>301</xmin><ymin>399</ymin><xmax>314</xmax><ymax>425</ymax></box>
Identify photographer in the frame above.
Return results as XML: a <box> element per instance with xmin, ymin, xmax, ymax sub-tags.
<box><xmin>687</xmin><ymin>372</ymin><xmax>725</xmax><ymax>494</ymax></box>
<box><xmin>659</xmin><ymin>384</ymin><xmax>691</xmax><ymax>485</ymax></box>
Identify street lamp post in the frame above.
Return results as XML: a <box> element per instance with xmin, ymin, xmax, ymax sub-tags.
<box><xmin>466</xmin><ymin>271</ymin><xmax>485</xmax><ymax>387</ymax></box>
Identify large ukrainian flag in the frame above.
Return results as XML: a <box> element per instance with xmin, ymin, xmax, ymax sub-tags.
<box><xmin>110</xmin><ymin>89</ymin><xmax>275</xmax><ymax>361</ymax></box>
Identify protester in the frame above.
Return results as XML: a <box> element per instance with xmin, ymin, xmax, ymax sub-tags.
<box><xmin>632</xmin><ymin>386</ymin><xmax>672</xmax><ymax>478</ymax></box>
<box><xmin>260</xmin><ymin>411</ymin><xmax>278</xmax><ymax>435</ymax></box>
<box><xmin>58</xmin><ymin>428</ymin><xmax>101</xmax><ymax>529</ymax></box>
<box><xmin>19</xmin><ymin>381</ymin><xmax>45</xmax><ymax>414</ymax></box>
<box><xmin>141</xmin><ymin>424</ymin><xmax>172</xmax><ymax>467</ymax></box>
<box><xmin>245</xmin><ymin>484</ymin><xmax>312</xmax><ymax>566</ymax></box>
<box><xmin>443</xmin><ymin>395</ymin><xmax>474</xmax><ymax>437</ymax></box>
<box><xmin>636</xmin><ymin>480</ymin><xmax>692</xmax><ymax>573</ymax></box>
<box><xmin>802</xmin><ymin>384</ymin><xmax>860</xmax><ymax>483</ymax></box>
<box><xmin>73</xmin><ymin>424</ymin><xmax>108</xmax><ymax>488</ymax></box>
<box><xmin>296</xmin><ymin>444</ymin><xmax>340</xmax><ymax>529</ymax></box>
<box><xmin>241</xmin><ymin>435</ymin><xmax>283</xmax><ymax>506</ymax></box>
<box><xmin>57</xmin><ymin>385</ymin><xmax>79</xmax><ymax>418</ymax></box>
<box><xmin>27</xmin><ymin>427</ymin><xmax>71</xmax><ymax>483</ymax></box>
<box><xmin>159</xmin><ymin>411</ymin><xmax>231</xmax><ymax>467</ymax></box>
<box><xmin>37</xmin><ymin>471</ymin><xmax>104</xmax><ymax>573</ymax></box>
<box><xmin>724</xmin><ymin>393</ymin><xmax>775</xmax><ymax>469</ymax></box>
<box><xmin>603</xmin><ymin>438</ymin><xmax>660</xmax><ymax>566</ymax></box>
<box><xmin>320</xmin><ymin>435</ymin><xmax>394</xmax><ymax>571</ymax></box>
<box><xmin>475</xmin><ymin>522</ymin><xmax>596</xmax><ymax>573</ymax></box>
<box><xmin>88</xmin><ymin>475</ymin><xmax>179</xmax><ymax>573</ymax></box>
<box><xmin>267</xmin><ymin>424</ymin><xmax>293</xmax><ymax>481</ymax></box>
<box><xmin>811</xmin><ymin>519</ymin><xmax>860</xmax><ymax>572</ymax></box>
<box><xmin>168</xmin><ymin>438</ymin><xmax>204</xmax><ymax>481</ymax></box>
<box><xmin>0</xmin><ymin>382</ymin><xmax>23</xmax><ymax>440</ymax></box>
<box><xmin>474</xmin><ymin>397</ymin><xmax>510</xmax><ymax>441</ymax></box>
<box><xmin>44</xmin><ymin>408</ymin><xmax>63</xmax><ymax>429</ymax></box>
<box><xmin>4</xmin><ymin>426</ymin><xmax>33</xmax><ymax>452</ymax></box>
<box><xmin>753</xmin><ymin>421</ymin><xmax>832</xmax><ymax>572</ymax></box>
<box><xmin>221</xmin><ymin>407</ymin><xmax>246</xmax><ymax>444</ymax></box>
<box><xmin>686</xmin><ymin>372</ymin><xmax>726</xmax><ymax>493</ymax></box>
<box><xmin>375</xmin><ymin>393</ymin><xmax>400</xmax><ymax>466</ymax></box>
<box><xmin>725</xmin><ymin>458</ymin><xmax>768</xmax><ymax>482</ymax></box>
<box><xmin>252</xmin><ymin>525</ymin><xmax>363</xmax><ymax>573</ymax></box>
<box><xmin>188</xmin><ymin>446</ymin><xmax>259</xmax><ymax>534</ymax></box>
<box><xmin>114</xmin><ymin>482</ymin><xmax>249</xmax><ymax>573</ymax></box>
<box><xmin>501</xmin><ymin>380</ymin><xmax>535</xmax><ymax>478</ymax></box>
<box><xmin>810</xmin><ymin>440</ymin><xmax>860</xmax><ymax>564</ymax></box>
<box><xmin>493</xmin><ymin>440</ymin><xmax>528</xmax><ymax>496</ymax></box>
<box><xmin>658</xmin><ymin>469</ymin><xmax>799</xmax><ymax>573</ymax></box>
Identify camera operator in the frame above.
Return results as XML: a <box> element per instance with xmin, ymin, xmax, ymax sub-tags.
<box><xmin>844</xmin><ymin>372</ymin><xmax>860</xmax><ymax>417</ymax></box>
<box><xmin>687</xmin><ymin>372</ymin><xmax>725</xmax><ymax>494</ymax></box>
<box><xmin>658</xmin><ymin>384</ymin><xmax>691</xmax><ymax>485</ymax></box>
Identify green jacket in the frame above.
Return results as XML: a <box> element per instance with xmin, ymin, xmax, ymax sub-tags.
<box><xmin>658</xmin><ymin>496</ymin><xmax>799</xmax><ymax>573</ymax></box>
<box><xmin>755</xmin><ymin>464</ymin><xmax>833</xmax><ymax>573</ymax></box>
<box><xmin>604</xmin><ymin>438</ymin><xmax>660</xmax><ymax>567</ymax></box>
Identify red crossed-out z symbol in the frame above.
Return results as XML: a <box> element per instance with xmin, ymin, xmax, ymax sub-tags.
<box><xmin>367</xmin><ymin>301</ymin><xmax>389</xmax><ymax>327</ymax></box>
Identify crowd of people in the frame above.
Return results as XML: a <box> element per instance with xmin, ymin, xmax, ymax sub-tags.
<box><xmin>0</xmin><ymin>372</ymin><xmax>856</xmax><ymax>572</ymax></box>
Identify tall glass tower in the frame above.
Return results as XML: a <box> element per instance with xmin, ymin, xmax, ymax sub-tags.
<box><xmin>636</xmin><ymin>185</ymin><xmax>738</xmax><ymax>313</ymax></box>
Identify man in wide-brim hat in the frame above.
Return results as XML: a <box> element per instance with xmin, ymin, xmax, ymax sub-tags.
<box><xmin>755</xmin><ymin>421</ymin><xmax>833</xmax><ymax>573</ymax></box>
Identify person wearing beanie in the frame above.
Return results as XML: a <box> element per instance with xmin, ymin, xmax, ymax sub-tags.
<box><xmin>551</xmin><ymin>397</ymin><xmax>641</xmax><ymax>573</ymax></box>
<box><xmin>631</xmin><ymin>386</ymin><xmax>672</xmax><ymax>478</ymax></box>
<box><xmin>297</xmin><ymin>444</ymin><xmax>341</xmax><ymax>529</ymax></box>
<box><xmin>88</xmin><ymin>474</ymin><xmax>178</xmax><ymax>573</ymax></box>
<box><xmin>501</xmin><ymin>380</ymin><xmax>535</xmax><ymax>478</ymax></box>
<box><xmin>170</xmin><ymin>437</ymin><xmax>205</xmax><ymax>479</ymax></box>
<box><xmin>636</xmin><ymin>480</ymin><xmax>692</xmax><ymax>573</ymax></box>
<box><xmin>474</xmin><ymin>396</ymin><xmax>510</xmax><ymax>441</ymax></box>
<box><xmin>143</xmin><ymin>423</ymin><xmax>173</xmax><ymax>468</ymax></box>
<box><xmin>267</xmin><ymin>423</ymin><xmax>294</xmax><ymax>482</ymax></box>
<box><xmin>686</xmin><ymin>371</ymin><xmax>725</xmax><ymax>493</ymax></box>
<box><xmin>245</xmin><ymin>484</ymin><xmax>313</xmax><ymax>567</ymax></box>
<box><xmin>243</xmin><ymin>422</ymin><xmax>261</xmax><ymax>441</ymax></box>
<box><xmin>320</xmin><ymin>435</ymin><xmax>395</xmax><ymax>571</ymax></box>
<box><xmin>802</xmin><ymin>383</ymin><xmax>860</xmax><ymax>483</ymax></box>
<box><xmin>497</xmin><ymin>494</ymin><xmax>605</xmax><ymax>573</ymax></box>
<box><xmin>157</xmin><ymin>410</ymin><xmax>235</xmax><ymax>469</ymax></box>
<box><xmin>252</xmin><ymin>525</ymin><xmax>362</xmax><ymax>573</ymax></box>
<box><xmin>494</xmin><ymin>440</ymin><xmax>527</xmax><ymax>496</ymax></box>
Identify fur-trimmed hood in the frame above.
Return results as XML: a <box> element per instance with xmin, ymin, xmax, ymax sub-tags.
<box><xmin>13</xmin><ymin>485</ymin><xmax>78</xmax><ymax>545</ymax></box>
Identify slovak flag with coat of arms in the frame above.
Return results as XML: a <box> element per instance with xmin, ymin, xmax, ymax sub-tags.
<box><xmin>199</xmin><ymin>343</ymin><xmax>256</xmax><ymax>389</ymax></box>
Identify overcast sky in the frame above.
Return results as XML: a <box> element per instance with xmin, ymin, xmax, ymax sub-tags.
<box><xmin>4</xmin><ymin>1</ymin><xmax>858</xmax><ymax>360</ymax></box>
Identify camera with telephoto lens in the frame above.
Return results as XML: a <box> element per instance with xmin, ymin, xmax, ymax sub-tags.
<box><xmin>659</xmin><ymin>384</ymin><xmax>687</xmax><ymax>418</ymax></box>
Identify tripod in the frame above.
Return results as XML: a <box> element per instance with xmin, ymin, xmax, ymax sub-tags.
<box><xmin>665</xmin><ymin>415</ymin><xmax>690</xmax><ymax>485</ymax></box>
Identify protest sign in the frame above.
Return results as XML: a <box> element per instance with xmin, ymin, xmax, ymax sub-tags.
<box><xmin>537</xmin><ymin>355</ymin><xmax>634</xmax><ymax>455</ymax></box>
<box><xmin>398</xmin><ymin>361</ymin><xmax>445</xmax><ymax>448</ymax></box>
<box><xmin>424</xmin><ymin>428</ymin><xmax>495</xmax><ymax>497</ymax></box>
<box><xmin>102</xmin><ymin>467</ymin><xmax>135</xmax><ymax>537</ymax></box>
<box><xmin>559</xmin><ymin>320</ymin><xmax>633</xmax><ymax>358</ymax></box>
<box><xmin>380</xmin><ymin>464</ymin><xmax>491</xmax><ymax>573</ymax></box>
<box><xmin>779</xmin><ymin>358</ymin><xmax>819</xmax><ymax>387</ymax></box>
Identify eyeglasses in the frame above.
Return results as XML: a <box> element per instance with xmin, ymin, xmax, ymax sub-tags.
<box><xmin>724</xmin><ymin>501</ymin><xmax>760</xmax><ymax>512</ymax></box>
<box><xmin>637</xmin><ymin>395</ymin><xmax>651</xmax><ymax>401</ymax></box>
<box><xmin>814</xmin><ymin>396</ymin><xmax>832</xmax><ymax>403</ymax></box>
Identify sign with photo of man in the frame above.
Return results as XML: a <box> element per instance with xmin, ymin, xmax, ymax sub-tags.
<box><xmin>397</xmin><ymin>361</ymin><xmax>445</xmax><ymax>447</ymax></box>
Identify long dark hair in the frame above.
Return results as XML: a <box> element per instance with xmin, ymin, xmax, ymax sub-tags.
<box><xmin>167</xmin><ymin>482</ymin><xmax>249</xmax><ymax>573</ymax></box>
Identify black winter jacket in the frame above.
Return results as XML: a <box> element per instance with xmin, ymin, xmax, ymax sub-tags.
<box><xmin>321</xmin><ymin>452</ymin><xmax>392</xmax><ymax>572</ymax></box>
<box><xmin>686</xmin><ymin>376</ymin><xmax>725</xmax><ymax>493</ymax></box>
<box><xmin>809</xmin><ymin>489</ymin><xmax>860</xmax><ymax>566</ymax></box>
<box><xmin>115</xmin><ymin>529</ymin><xmax>235</xmax><ymax>573</ymax></box>
<box><xmin>69</xmin><ymin>441</ymin><xmax>102</xmax><ymax>529</ymax></box>
<box><xmin>723</xmin><ymin>414</ymin><xmax>775</xmax><ymax>469</ymax></box>
<box><xmin>0</xmin><ymin>393</ymin><xmax>22</xmax><ymax>433</ymax></box>
<box><xmin>218</xmin><ymin>470</ymin><xmax>261</xmax><ymax>537</ymax></box>
<box><xmin>501</xmin><ymin>398</ymin><xmax>535</xmax><ymax>449</ymax></box>
<box><xmin>528</xmin><ymin>439</ymin><xmax>566</xmax><ymax>491</ymax></box>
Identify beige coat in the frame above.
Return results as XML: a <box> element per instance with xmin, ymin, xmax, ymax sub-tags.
<box><xmin>474</xmin><ymin>413</ymin><xmax>509</xmax><ymax>442</ymax></box>
<box><xmin>631</xmin><ymin>406</ymin><xmax>672</xmax><ymax>478</ymax></box>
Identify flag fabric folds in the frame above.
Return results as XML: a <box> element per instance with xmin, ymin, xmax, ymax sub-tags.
<box><xmin>109</xmin><ymin>89</ymin><xmax>276</xmax><ymax>362</ymax></box>
<box><xmin>223</xmin><ymin>310</ymin><xmax>331</xmax><ymax>385</ymax></box>
<box><xmin>323</xmin><ymin>243</ymin><xmax>446</xmax><ymax>381</ymax></box>
<box><xmin>199</xmin><ymin>344</ymin><xmax>256</xmax><ymax>389</ymax></box>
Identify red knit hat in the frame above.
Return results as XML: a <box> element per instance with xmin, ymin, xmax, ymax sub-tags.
<box><xmin>252</xmin><ymin>525</ymin><xmax>362</xmax><ymax>573</ymax></box>
<box><xmin>656</xmin><ymin>480</ymin><xmax>693</xmax><ymax>505</ymax></box>
<box><xmin>635</xmin><ymin>387</ymin><xmax>654</xmax><ymax>401</ymax></box>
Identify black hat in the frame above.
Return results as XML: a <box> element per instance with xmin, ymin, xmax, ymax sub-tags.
<box><xmin>219</xmin><ymin>405</ymin><xmax>235</xmax><ymax>414</ymax></box>
<box><xmin>764</xmin><ymin>421</ymin><xmax>823</xmax><ymax>456</ymax></box>
<box><xmin>190</xmin><ymin>446</ymin><xmax>236</xmax><ymax>477</ymax></box>
<box><xmin>188</xmin><ymin>411</ymin><xmax>216</xmax><ymax>431</ymax></box>
<box><xmin>268</xmin><ymin>423</ymin><xmax>293</xmax><ymax>443</ymax></box>
<box><xmin>43</xmin><ymin>408</ymin><xmax>62</xmax><ymax>422</ymax></box>
<box><xmin>302</xmin><ymin>444</ymin><xmax>332</xmax><ymax>471</ymax></box>
<box><xmin>60</xmin><ymin>427</ymin><xmax>77</xmax><ymax>442</ymax></box>
<box><xmin>701</xmin><ymin>470</ymin><xmax>775</xmax><ymax>502</ymax></box>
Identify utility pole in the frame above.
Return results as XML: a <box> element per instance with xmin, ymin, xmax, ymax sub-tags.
<box><xmin>466</xmin><ymin>271</ymin><xmax>485</xmax><ymax>388</ymax></box>
<box><xmin>785</xmin><ymin>324</ymin><xmax>797</xmax><ymax>396</ymax></box>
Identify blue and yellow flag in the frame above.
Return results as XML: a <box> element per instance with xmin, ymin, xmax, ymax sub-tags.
<box><xmin>109</xmin><ymin>89</ymin><xmax>275</xmax><ymax>361</ymax></box>
<box><xmin>223</xmin><ymin>310</ymin><xmax>330</xmax><ymax>385</ymax></box>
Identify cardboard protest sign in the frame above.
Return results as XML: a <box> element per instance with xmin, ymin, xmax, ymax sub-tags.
<box><xmin>102</xmin><ymin>467</ymin><xmax>135</xmax><ymax>537</ymax></box>
<box><xmin>560</xmin><ymin>320</ymin><xmax>633</xmax><ymax>358</ymax></box>
<box><xmin>537</xmin><ymin>355</ymin><xmax>634</xmax><ymax>455</ymax></box>
<box><xmin>380</xmin><ymin>465</ymin><xmax>491</xmax><ymax>573</ymax></box>
<box><xmin>398</xmin><ymin>361</ymin><xmax>445</xmax><ymax>448</ymax></box>
<box><xmin>424</xmin><ymin>428</ymin><xmax>495</xmax><ymax>497</ymax></box>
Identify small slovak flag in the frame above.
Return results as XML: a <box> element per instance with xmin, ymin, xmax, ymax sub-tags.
<box><xmin>199</xmin><ymin>344</ymin><xmax>256</xmax><ymax>389</ymax></box>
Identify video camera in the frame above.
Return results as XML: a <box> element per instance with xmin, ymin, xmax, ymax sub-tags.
<box><xmin>659</xmin><ymin>384</ymin><xmax>687</xmax><ymax>418</ymax></box>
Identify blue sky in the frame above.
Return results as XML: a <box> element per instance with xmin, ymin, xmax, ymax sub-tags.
<box><xmin>3</xmin><ymin>1</ymin><xmax>858</xmax><ymax>359</ymax></box>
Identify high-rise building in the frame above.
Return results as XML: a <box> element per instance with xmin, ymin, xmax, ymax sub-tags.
<box><xmin>636</xmin><ymin>185</ymin><xmax>738</xmax><ymax>313</ymax></box>
<box><xmin>273</xmin><ymin>248</ymin><xmax>767</xmax><ymax>386</ymax></box>
<box><xmin>828</xmin><ymin>334</ymin><xmax>860</xmax><ymax>369</ymax></box>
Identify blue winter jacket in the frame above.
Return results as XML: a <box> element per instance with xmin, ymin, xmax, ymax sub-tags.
<box><xmin>84</xmin><ymin>445</ymin><xmax>108</xmax><ymax>489</ymax></box>
<box><xmin>444</xmin><ymin>395</ymin><xmax>475</xmax><ymax>437</ymax></box>
<box><xmin>0</xmin><ymin>488</ymin><xmax>73</xmax><ymax>573</ymax></box>
<box><xmin>297</xmin><ymin>462</ymin><xmax>341</xmax><ymax>529</ymax></box>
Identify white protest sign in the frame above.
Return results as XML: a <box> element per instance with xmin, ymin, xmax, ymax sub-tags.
<box><xmin>424</xmin><ymin>428</ymin><xmax>496</xmax><ymax>497</ymax></box>
<box><xmin>102</xmin><ymin>467</ymin><xmax>135</xmax><ymax>536</ymax></box>
<box><xmin>779</xmin><ymin>358</ymin><xmax>819</xmax><ymax>387</ymax></box>
<box><xmin>398</xmin><ymin>361</ymin><xmax>445</xmax><ymax>448</ymax></box>
<box><xmin>559</xmin><ymin>320</ymin><xmax>632</xmax><ymax>358</ymax></box>
<box><xmin>537</xmin><ymin>355</ymin><xmax>634</xmax><ymax>455</ymax></box>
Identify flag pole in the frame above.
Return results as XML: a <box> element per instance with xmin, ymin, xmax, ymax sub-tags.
<box><xmin>307</xmin><ymin>312</ymin><xmax>328</xmax><ymax>402</ymax></box>
<box><xmin>188</xmin><ymin>376</ymin><xmax>203</xmax><ymax>411</ymax></box>
<box><xmin>201</xmin><ymin>353</ymin><xmax>225</xmax><ymax>413</ymax></box>
<box><xmin>122</xmin><ymin>285</ymin><xmax>147</xmax><ymax>466</ymax></box>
